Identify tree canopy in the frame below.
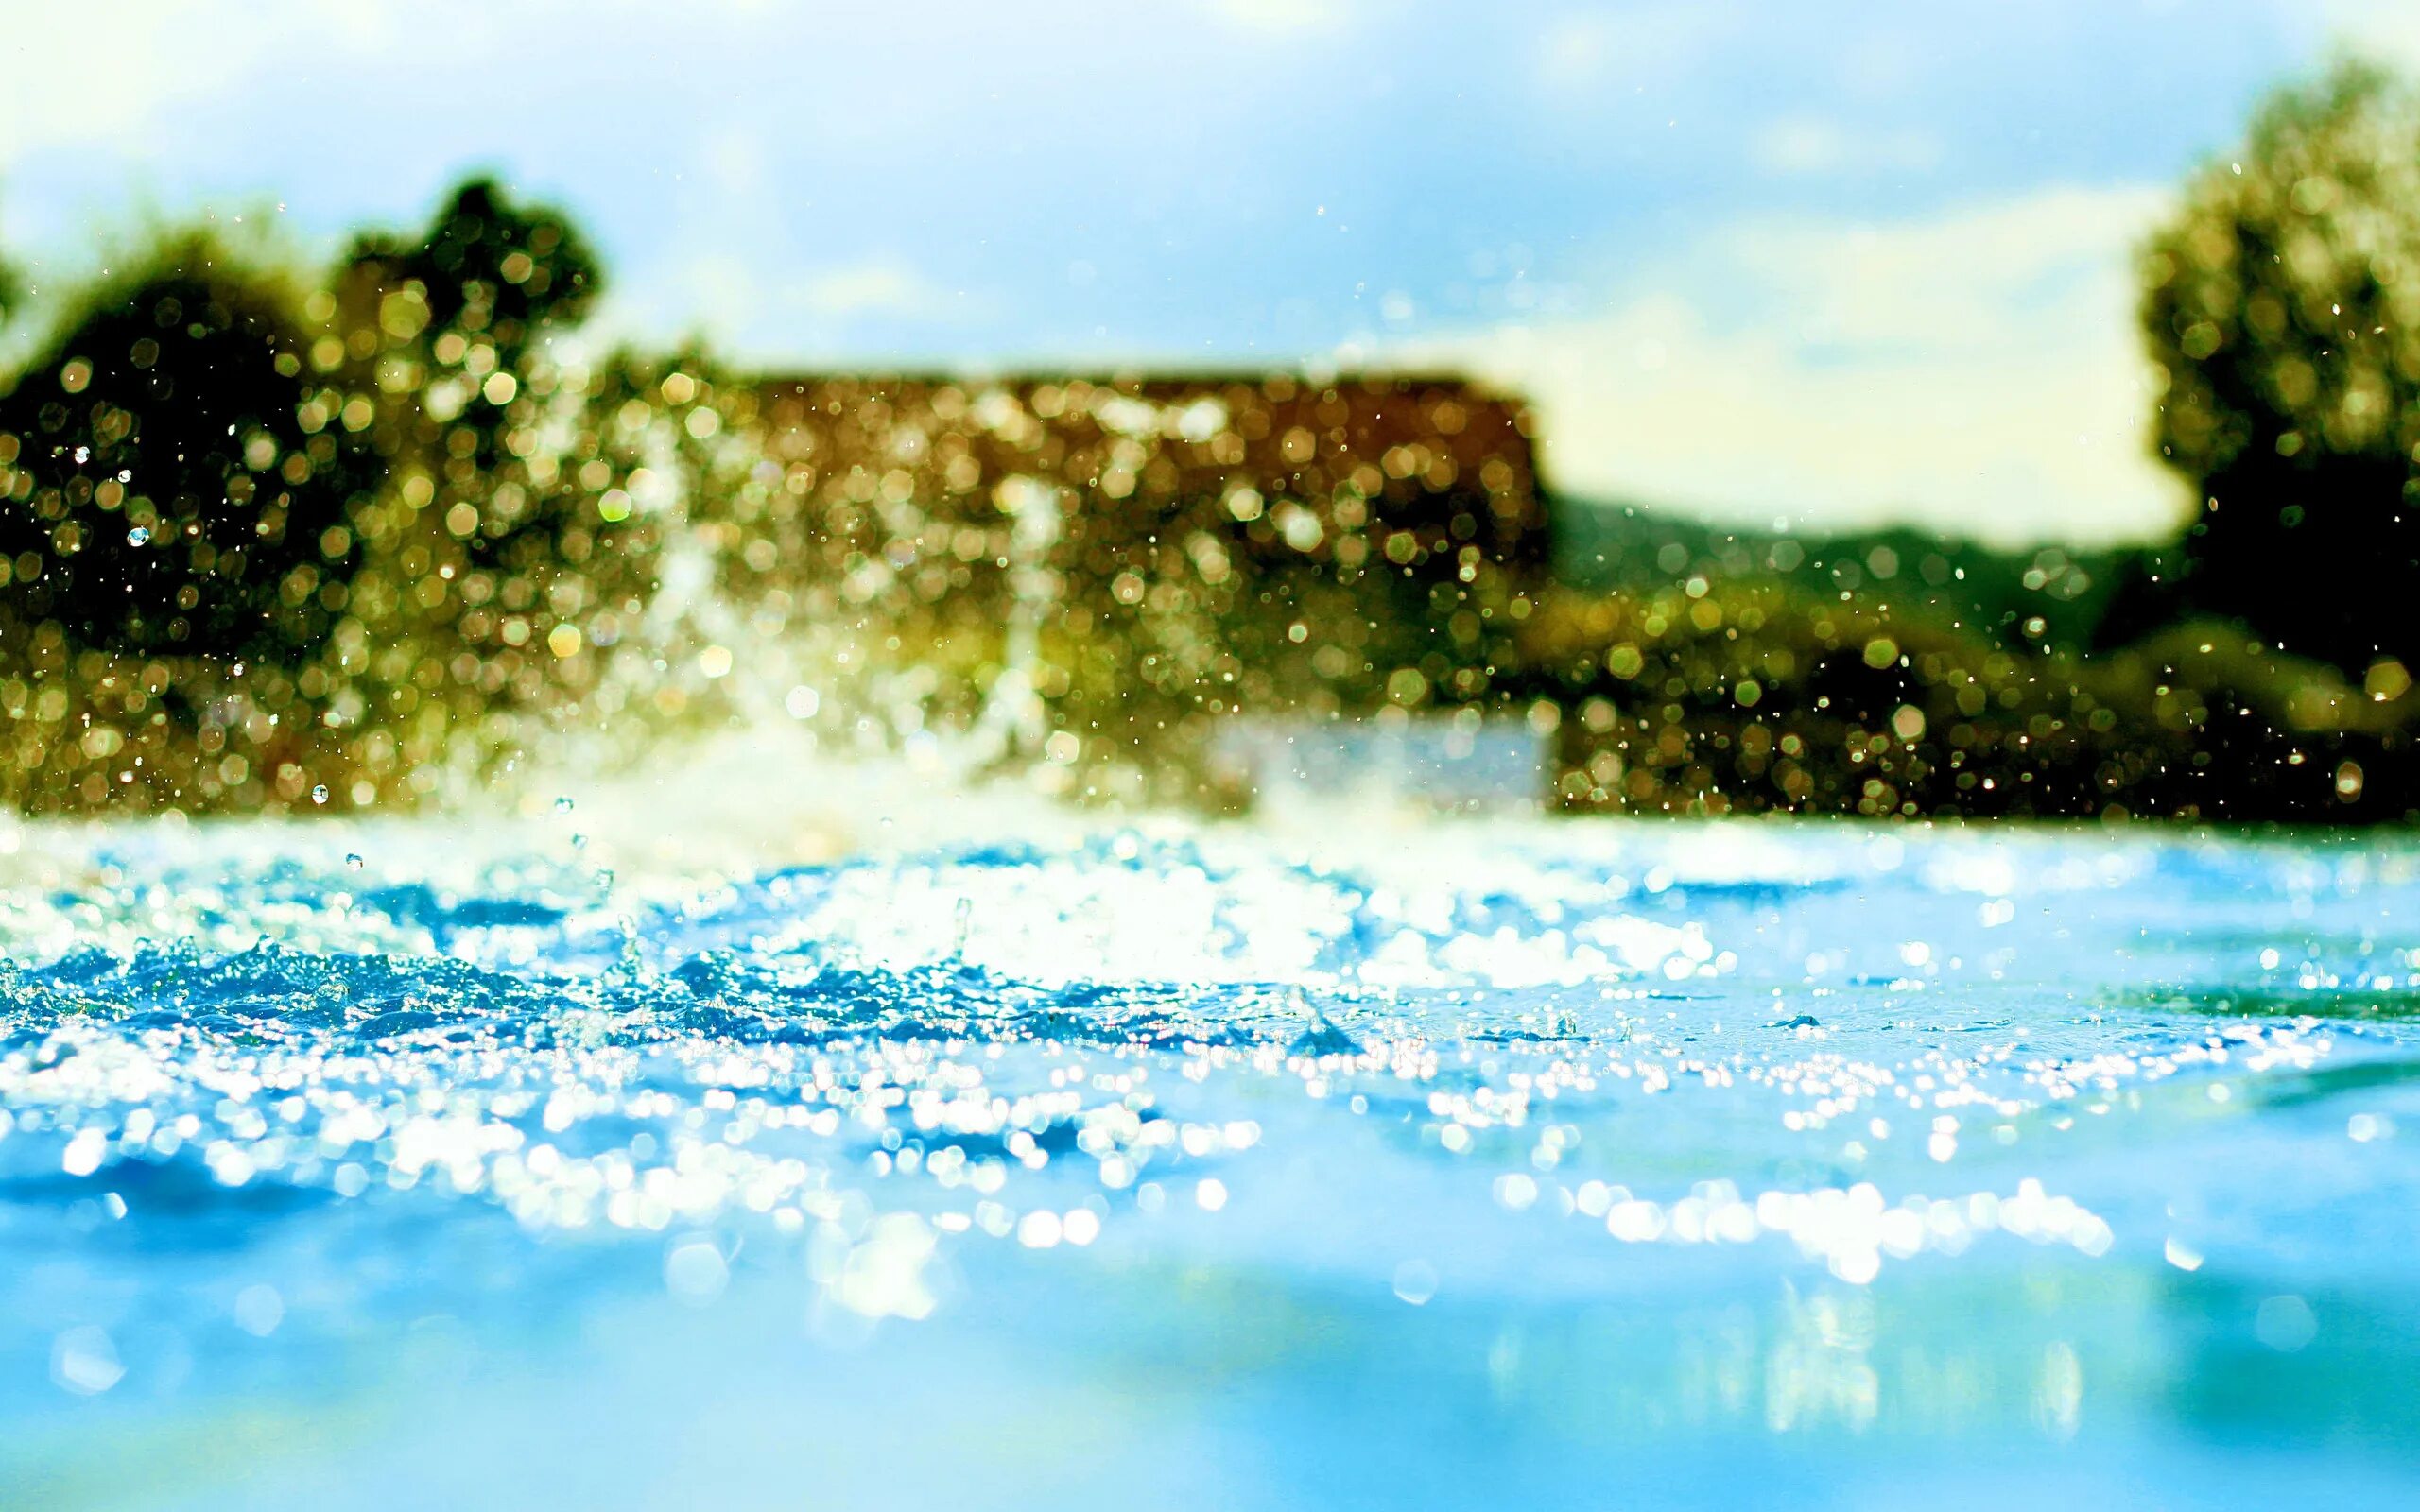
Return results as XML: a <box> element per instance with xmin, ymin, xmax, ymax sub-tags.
<box><xmin>2142</xmin><ymin>60</ymin><xmax>2420</xmax><ymax>676</ymax></box>
<box><xmin>0</xmin><ymin>235</ymin><xmax>380</xmax><ymax>659</ymax></box>
<box><xmin>340</xmin><ymin>176</ymin><xmax>601</xmax><ymax>372</ymax></box>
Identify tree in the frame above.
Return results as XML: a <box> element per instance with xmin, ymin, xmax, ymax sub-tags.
<box><xmin>338</xmin><ymin>176</ymin><xmax>601</xmax><ymax>374</ymax></box>
<box><xmin>326</xmin><ymin>178</ymin><xmax>606</xmax><ymax>561</ymax></box>
<box><xmin>0</xmin><ymin>187</ymin><xmax>19</xmax><ymax>326</ymax></box>
<box><xmin>2141</xmin><ymin>60</ymin><xmax>2420</xmax><ymax>676</ymax></box>
<box><xmin>0</xmin><ymin>233</ymin><xmax>382</xmax><ymax>659</ymax></box>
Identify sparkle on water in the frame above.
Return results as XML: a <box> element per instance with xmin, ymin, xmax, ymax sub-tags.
<box><xmin>3</xmin><ymin>787</ymin><xmax>2418</xmax><ymax>1506</ymax></box>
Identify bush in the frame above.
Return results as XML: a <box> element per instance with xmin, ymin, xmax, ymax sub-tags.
<box><xmin>1512</xmin><ymin>580</ymin><xmax>2420</xmax><ymax>821</ymax></box>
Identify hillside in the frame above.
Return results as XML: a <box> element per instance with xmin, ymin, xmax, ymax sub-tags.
<box><xmin>1551</xmin><ymin>496</ymin><xmax>2181</xmax><ymax>653</ymax></box>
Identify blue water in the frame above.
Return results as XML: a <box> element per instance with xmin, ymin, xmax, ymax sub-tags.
<box><xmin>4</xmin><ymin>808</ymin><xmax>2418</xmax><ymax>1507</ymax></box>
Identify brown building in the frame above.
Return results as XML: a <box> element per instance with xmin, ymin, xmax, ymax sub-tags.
<box><xmin>722</xmin><ymin>372</ymin><xmax>1551</xmax><ymax>782</ymax></box>
<box><xmin>746</xmin><ymin>371</ymin><xmax>1547</xmax><ymax>587</ymax></box>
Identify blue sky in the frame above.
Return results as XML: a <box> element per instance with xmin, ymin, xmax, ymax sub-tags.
<box><xmin>4</xmin><ymin>0</ymin><xmax>2414</xmax><ymax>543</ymax></box>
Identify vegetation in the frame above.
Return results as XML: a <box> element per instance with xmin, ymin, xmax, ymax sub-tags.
<box><xmin>0</xmin><ymin>188</ymin><xmax>679</xmax><ymax>811</ymax></box>
<box><xmin>2135</xmin><ymin>60</ymin><xmax>2420</xmax><ymax>677</ymax></box>
<box><xmin>1555</xmin><ymin>501</ymin><xmax>2144</xmax><ymax>654</ymax></box>
<box><xmin>1508</xmin><ymin>582</ymin><xmax>2411</xmax><ymax>819</ymax></box>
<box><xmin>8</xmin><ymin>58</ymin><xmax>2420</xmax><ymax>823</ymax></box>
<box><xmin>0</xmin><ymin>232</ymin><xmax>382</xmax><ymax>660</ymax></box>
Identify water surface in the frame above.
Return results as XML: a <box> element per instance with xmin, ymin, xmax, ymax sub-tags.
<box><xmin>4</xmin><ymin>799</ymin><xmax>2416</xmax><ymax>1507</ymax></box>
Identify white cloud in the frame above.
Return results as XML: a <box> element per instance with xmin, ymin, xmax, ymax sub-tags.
<box><xmin>1402</xmin><ymin>185</ymin><xmax>2193</xmax><ymax>547</ymax></box>
<box><xmin>1752</xmin><ymin>117</ymin><xmax>1943</xmax><ymax>177</ymax></box>
<box><xmin>2317</xmin><ymin>0</ymin><xmax>2420</xmax><ymax>67</ymax></box>
<box><xmin>1206</xmin><ymin>0</ymin><xmax>1346</xmax><ymax>34</ymax></box>
<box><xmin>798</xmin><ymin>262</ymin><xmax>943</xmax><ymax>318</ymax></box>
<box><xmin>1536</xmin><ymin>5</ymin><xmax>1732</xmax><ymax>91</ymax></box>
<box><xmin>630</xmin><ymin>251</ymin><xmax>767</xmax><ymax>350</ymax></box>
<box><xmin>700</xmin><ymin>128</ymin><xmax>767</xmax><ymax>197</ymax></box>
<box><xmin>0</xmin><ymin>2</ymin><xmax>227</xmax><ymax>164</ymax></box>
<box><xmin>598</xmin><ymin>252</ymin><xmax>969</xmax><ymax>363</ymax></box>
<box><xmin>0</xmin><ymin>1</ymin><xmax>404</xmax><ymax>169</ymax></box>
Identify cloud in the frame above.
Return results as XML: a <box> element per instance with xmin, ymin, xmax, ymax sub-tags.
<box><xmin>0</xmin><ymin>1</ymin><xmax>403</xmax><ymax>171</ymax></box>
<box><xmin>798</xmin><ymin>262</ymin><xmax>944</xmax><ymax>318</ymax></box>
<box><xmin>1536</xmin><ymin>4</ymin><xmax>1733</xmax><ymax>91</ymax></box>
<box><xmin>0</xmin><ymin>2</ymin><xmax>225</xmax><ymax>165</ymax></box>
<box><xmin>2316</xmin><ymin>0</ymin><xmax>2420</xmax><ymax>66</ymax></box>
<box><xmin>699</xmin><ymin>128</ymin><xmax>767</xmax><ymax>197</ymax></box>
<box><xmin>1401</xmin><ymin>185</ymin><xmax>2193</xmax><ymax>548</ymax></box>
<box><xmin>1206</xmin><ymin>0</ymin><xmax>1346</xmax><ymax>34</ymax></box>
<box><xmin>1751</xmin><ymin>117</ymin><xmax>1944</xmax><ymax>177</ymax></box>
<box><xmin>598</xmin><ymin>251</ymin><xmax>974</xmax><ymax>364</ymax></box>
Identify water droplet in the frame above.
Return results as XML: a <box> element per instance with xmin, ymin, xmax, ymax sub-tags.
<box><xmin>50</xmin><ymin>1327</ymin><xmax>122</xmax><ymax>1396</ymax></box>
<box><xmin>555</xmin><ymin>797</ymin><xmax>576</xmax><ymax>814</ymax></box>
<box><xmin>665</xmin><ymin>1240</ymin><xmax>728</xmax><ymax>1304</ymax></box>
<box><xmin>126</xmin><ymin>526</ymin><xmax>150</xmax><ymax>546</ymax></box>
<box><xmin>233</xmin><ymin>1283</ymin><xmax>285</xmax><ymax>1337</ymax></box>
<box><xmin>311</xmin><ymin>785</ymin><xmax>329</xmax><ymax>805</ymax></box>
<box><xmin>345</xmin><ymin>853</ymin><xmax>363</xmax><ymax>870</ymax></box>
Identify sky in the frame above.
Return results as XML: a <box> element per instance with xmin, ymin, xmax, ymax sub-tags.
<box><xmin>4</xmin><ymin>0</ymin><xmax>2417</xmax><ymax>546</ymax></box>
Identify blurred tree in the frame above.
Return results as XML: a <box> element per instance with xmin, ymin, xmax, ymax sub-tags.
<box><xmin>328</xmin><ymin>178</ymin><xmax>604</xmax><ymax>544</ymax></box>
<box><xmin>2141</xmin><ymin>60</ymin><xmax>2420</xmax><ymax>676</ymax></box>
<box><xmin>338</xmin><ymin>176</ymin><xmax>600</xmax><ymax>373</ymax></box>
<box><xmin>307</xmin><ymin>176</ymin><xmax>650</xmax><ymax>748</ymax></box>
<box><xmin>0</xmin><ymin>189</ymin><xmax>18</xmax><ymax>326</ymax></box>
<box><xmin>0</xmin><ymin>233</ymin><xmax>381</xmax><ymax>659</ymax></box>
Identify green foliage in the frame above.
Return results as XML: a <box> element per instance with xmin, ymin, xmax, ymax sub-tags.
<box><xmin>340</xmin><ymin>177</ymin><xmax>600</xmax><ymax>370</ymax></box>
<box><xmin>1555</xmin><ymin>498</ymin><xmax>2136</xmax><ymax>653</ymax></box>
<box><xmin>278</xmin><ymin>175</ymin><xmax>669</xmax><ymax>805</ymax></box>
<box><xmin>0</xmin><ymin>191</ymin><xmax>18</xmax><ymax>324</ymax></box>
<box><xmin>0</xmin><ymin>232</ymin><xmax>381</xmax><ymax>660</ymax></box>
<box><xmin>1510</xmin><ymin>582</ymin><xmax>2419</xmax><ymax>820</ymax></box>
<box><xmin>0</xmin><ymin>185</ymin><xmax>644</xmax><ymax>813</ymax></box>
<box><xmin>2141</xmin><ymin>60</ymin><xmax>2420</xmax><ymax>675</ymax></box>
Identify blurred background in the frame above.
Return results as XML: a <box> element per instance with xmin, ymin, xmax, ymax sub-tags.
<box><xmin>5</xmin><ymin>0</ymin><xmax>2420</xmax><ymax>821</ymax></box>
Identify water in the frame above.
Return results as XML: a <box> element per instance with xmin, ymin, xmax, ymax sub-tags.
<box><xmin>4</xmin><ymin>779</ymin><xmax>2418</xmax><ymax>1507</ymax></box>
